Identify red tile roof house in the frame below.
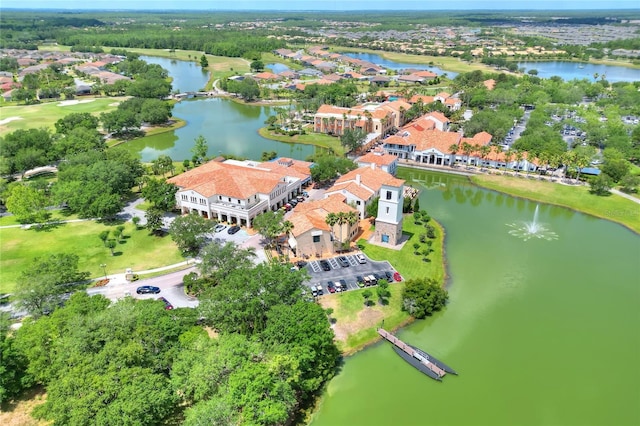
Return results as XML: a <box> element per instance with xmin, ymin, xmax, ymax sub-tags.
<box><xmin>167</xmin><ymin>158</ymin><xmax>311</xmax><ymax>228</ymax></box>
<box><xmin>314</xmin><ymin>104</ymin><xmax>395</xmax><ymax>139</ymax></box>
<box><xmin>252</xmin><ymin>72</ymin><xmax>281</xmax><ymax>81</ymax></box>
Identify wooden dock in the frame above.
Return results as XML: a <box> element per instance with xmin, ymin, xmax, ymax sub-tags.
<box><xmin>378</xmin><ymin>328</ymin><xmax>447</xmax><ymax>380</ymax></box>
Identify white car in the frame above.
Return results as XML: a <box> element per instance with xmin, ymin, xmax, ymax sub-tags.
<box><xmin>214</xmin><ymin>224</ymin><xmax>226</xmax><ymax>233</ymax></box>
<box><xmin>355</xmin><ymin>253</ymin><xmax>367</xmax><ymax>264</ymax></box>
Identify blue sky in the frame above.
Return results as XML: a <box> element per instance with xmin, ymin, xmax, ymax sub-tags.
<box><xmin>1</xmin><ymin>0</ymin><xmax>638</xmax><ymax>10</ymax></box>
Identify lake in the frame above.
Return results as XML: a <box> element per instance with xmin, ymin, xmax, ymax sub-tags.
<box><xmin>139</xmin><ymin>55</ymin><xmax>210</xmax><ymax>92</ymax></box>
<box><xmin>517</xmin><ymin>61</ymin><xmax>639</xmax><ymax>83</ymax></box>
<box><xmin>129</xmin><ymin>57</ymin><xmax>316</xmax><ymax>162</ymax></box>
<box><xmin>341</xmin><ymin>52</ymin><xmax>458</xmax><ymax>78</ymax></box>
<box><xmin>310</xmin><ymin>169</ymin><xmax>640</xmax><ymax>426</ymax></box>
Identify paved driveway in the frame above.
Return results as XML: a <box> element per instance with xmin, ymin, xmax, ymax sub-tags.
<box><xmin>302</xmin><ymin>253</ymin><xmax>399</xmax><ymax>295</ymax></box>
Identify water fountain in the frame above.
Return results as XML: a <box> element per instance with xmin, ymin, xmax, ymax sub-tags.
<box><xmin>507</xmin><ymin>205</ymin><xmax>558</xmax><ymax>241</ymax></box>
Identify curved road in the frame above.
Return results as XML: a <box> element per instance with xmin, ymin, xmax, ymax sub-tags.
<box><xmin>87</xmin><ymin>268</ymin><xmax>199</xmax><ymax>308</ymax></box>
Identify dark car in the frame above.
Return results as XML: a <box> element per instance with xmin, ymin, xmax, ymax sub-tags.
<box><xmin>227</xmin><ymin>225</ymin><xmax>241</xmax><ymax>234</ymax></box>
<box><xmin>158</xmin><ymin>297</ymin><xmax>173</xmax><ymax>310</ymax></box>
<box><xmin>136</xmin><ymin>285</ymin><xmax>160</xmax><ymax>294</ymax></box>
<box><xmin>356</xmin><ymin>275</ymin><xmax>365</xmax><ymax>288</ymax></box>
<box><xmin>327</xmin><ymin>281</ymin><xmax>336</xmax><ymax>293</ymax></box>
<box><xmin>384</xmin><ymin>271</ymin><xmax>393</xmax><ymax>282</ymax></box>
<box><xmin>319</xmin><ymin>260</ymin><xmax>331</xmax><ymax>271</ymax></box>
<box><xmin>337</xmin><ymin>256</ymin><xmax>350</xmax><ymax>267</ymax></box>
<box><xmin>295</xmin><ymin>260</ymin><xmax>308</xmax><ymax>268</ymax></box>
<box><xmin>339</xmin><ymin>279</ymin><xmax>348</xmax><ymax>291</ymax></box>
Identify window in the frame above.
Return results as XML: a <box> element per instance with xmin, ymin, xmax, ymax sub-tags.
<box><xmin>313</xmin><ymin>235</ymin><xmax>321</xmax><ymax>243</ymax></box>
<box><xmin>386</xmin><ymin>190</ymin><xmax>392</xmax><ymax>200</ymax></box>
<box><xmin>228</xmin><ymin>197</ymin><xmax>231</xmax><ymax>202</ymax></box>
<box><xmin>386</xmin><ymin>207</ymin><xmax>389</xmax><ymax>214</ymax></box>
<box><xmin>356</xmin><ymin>200</ymin><xmax>361</xmax><ymax>205</ymax></box>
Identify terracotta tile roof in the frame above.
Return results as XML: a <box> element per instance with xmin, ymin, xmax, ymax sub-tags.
<box><xmin>258</xmin><ymin>157</ymin><xmax>313</xmax><ymax>178</ymax></box>
<box><xmin>414</xmin><ymin>129</ymin><xmax>462</xmax><ymax>153</ymax></box>
<box><xmin>409</xmin><ymin>94</ymin><xmax>435</xmax><ymax>104</ymax></box>
<box><xmin>412</xmin><ymin>70</ymin><xmax>438</xmax><ymax>78</ymax></box>
<box><xmin>382</xmin><ymin>99</ymin><xmax>412</xmax><ymax>112</ymax></box>
<box><xmin>290</xmin><ymin>194</ymin><xmax>356</xmax><ymax>237</ymax></box>
<box><xmin>444</xmin><ymin>98</ymin><xmax>461</xmax><ymax>106</ymax></box>
<box><xmin>425</xmin><ymin>111</ymin><xmax>449</xmax><ymax>123</ymax></box>
<box><xmin>168</xmin><ymin>160</ymin><xmax>301</xmax><ymax>199</ymax></box>
<box><xmin>332</xmin><ymin>166</ymin><xmax>404</xmax><ymax>193</ymax></box>
<box><xmin>357</xmin><ymin>152</ymin><xmax>398</xmax><ymax>166</ymax></box>
<box><xmin>435</xmin><ymin>91</ymin><xmax>451</xmax><ymax>99</ymax></box>
<box><xmin>253</xmin><ymin>72</ymin><xmax>279</xmax><ymax>80</ymax></box>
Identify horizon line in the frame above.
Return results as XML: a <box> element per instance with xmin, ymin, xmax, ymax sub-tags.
<box><xmin>2</xmin><ymin>7</ymin><xmax>640</xmax><ymax>11</ymax></box>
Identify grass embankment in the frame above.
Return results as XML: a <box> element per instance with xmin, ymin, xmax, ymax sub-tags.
<box><xmin>0</xmin><ymin>221</ymin><xmax>183</xmax><ymax>294</ymax></box>
<box><xmin>0</xmin><ymin>97</ymin><xmax>125</xmax><ymax>136</ymax></box>
<box><xmin>319</xmin><ymin>218</ymin><xmax>445</xmax><ymax>355</ymax></box>
<box><xmin>258</xmin><ymin>127</ymin><xmax>345</xmax><ymax>156</ymax></box>
<box><xmin>471</xmin><ymin>174</ymin><xmax>640</xmax><ymax>234</ymax></box>
<box><xmin>328</xmin><ymin>46</ymin><xmax>493</xmax><ymax>74</ymax></box>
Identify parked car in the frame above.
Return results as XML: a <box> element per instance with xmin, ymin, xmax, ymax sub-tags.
<box><xmin>214</xmin><ymin>224</ymin><xmax>226</xmax><ymax>233</ymax></box>
<box><xmin>384</xmin><ymin>271</ymin><xmax>393</xmax><ymax>282</ymax></box>
<box><xmin>339</xmin><ymin>279</ymin><xmax>347</xmax><ymax>291</ymax></box>
<box><xmin>355</xmin><ymin>253</ymin><xmax>367</xmax><ymax>264</ymax></box>
<box><xmin>295</xmin><ymin>260</ymin><xmax>308</xmax><ymax>268</ymax></box>
<box><xmin>136</xmin><ymin>285</ymin><xmax>160</xmax><ymax>294</ymax></box>
<box><xmin>296</xmin><ymin>196</ymin><xmax>305</xmax><ymax>202</ymax></box>
<box><xmin>393</xmin><ymin>271</ymin><xmax>402</xmax><ymax>282</ymax></box>
<box><xmin>227</xmin><ymin>225</ymin><xmax>241</xmax><ymax>234</ymax></box>
<box><xmin>356</xmin><ymin>275</ymin><xmax>365</xmax><ymax>288</ymax></box>
<box><xmin>327</xmin><ymin>282</ymin><xmax>336</xmax><ymax>293</ymax></box>
<box><xmin>337</xmin><ymin>256</ymin><xmax>350</xmax><ymax>267</ymax></box>
<box><xmin>319</xmin><ymin>260</ymin><xmax>331</xmax><ymax>271</ymax></box>
<box><xmin>289</xmin><ymin>200</ymin><xmax>298</xmax><ymax>207</ymax></box>
<box><xmin>158</xmin><ymin>297</ymin><xmax>173</xmax><ymax>310</ymax></box>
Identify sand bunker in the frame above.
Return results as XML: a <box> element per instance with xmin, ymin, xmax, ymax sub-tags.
<box><xmin>58</xmin><ymin>99</ymin><xmax>96</xmax><ymax>107</ymax></box>
<box><xmin>0</xmin><ymin>116</ymin><xmax>23</xmax><ymax>125</ymax></box>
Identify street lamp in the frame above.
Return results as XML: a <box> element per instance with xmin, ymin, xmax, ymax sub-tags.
<box><xmin>100</xmin><ymin>263</ymin><xmax>107</xmax><ymax>280</ymax></box>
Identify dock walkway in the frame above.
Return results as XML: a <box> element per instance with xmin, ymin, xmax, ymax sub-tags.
<box><xmin>377</xmin><ymin>328</ymin><xmax>446</xmax><ymax>380</ymax></box>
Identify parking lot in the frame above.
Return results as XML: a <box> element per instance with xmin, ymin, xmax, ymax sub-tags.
<box><xmin>301</xmin><ymin>253</ymin><xmax>400</xmax><ymax>295</ymax></box>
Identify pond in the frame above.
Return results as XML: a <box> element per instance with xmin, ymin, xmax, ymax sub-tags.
<box><xmin>266</xmin><ymin>62</ymin><xmax>290</xmax><ymax>74</ymax></box>
<box><xmin>310</xmin><ymin>168</ymin><xmax>640</xmax><ymax>426</ymax></box>
<box><xmin>341</xmin><ymin>52</ymin><xmax>458</xmax><ymax>78</ymax></box>
<box><xmin>516</xmin><ymin>61</ymin><xmax>639</xmax><ymax>83</ymax></box>
<box><xmin>127</xmin><ymin>57</ymin><xmax>316</xmax><ymax>162</ymax></box>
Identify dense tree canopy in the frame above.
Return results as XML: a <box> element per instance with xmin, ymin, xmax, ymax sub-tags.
<box><xmin>14</xmin><ymin>253</ymin><xmax>90</xmax><ymax>317</ymax></box>
<box><xmin>169</xmin><ymin>212</ymin><xmax>215</xmax><ymax>255</ymax></box>
<box><xmin>402</xmin><ymin>277</ymin><xmax>448</xmax><ymax>319</ymax></box>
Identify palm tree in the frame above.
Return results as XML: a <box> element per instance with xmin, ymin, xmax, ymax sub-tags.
<box><xmin>461</xmin><ymin>142</ymin><xmax>473</xmax><ymax>166</ymax></box>
<box><xmin>537</xmin><ymin>151</ymin><xmax>548</xmax><ymax>177</ymax></box>
<box><xmin>281</xmin><ymin>220</ymin><xmax>294</xmax><ymax>255</ymax></box>
<box><xmin>472</xmin><ymin>143</ymin><xmax>482</xmax><ymax>167</ymax></box>
<box><xmin>503</xmin><ymin>149</ymin><xmax>513</xmax><ymax>172</ymax></box>
<box><xmin>514</xmin><ymin>150</ymin><xmax>524</xmax><ymax>174</ymax></box>
<box><xmin>325</xmin><ymin>212</ymin><xmax>338</xmax><ymax>248</ymax></box>
<box><xmin>492</xmin><ymin>144</ymin><xmax>503</xmax><ymax>169</ymax></box>
<box><xmin>322</xmin><ymin>117</ymin><xmax>329</xmax><ymax>133</ymax></box>
<box><xmin>480</xmin><ymin>145</ymin><xmax>491</xmax><ymax>169</ymax></box>
<box><xmin>574</xmin><ymin>153</ymin><xmax>589</xmax><ymax>184</ymax></box>
<box><xmin>336</xmin><ymin>211</ymin><xmax>348</xmax><ymax>248</ymax></box>
<box><xmin>448</xmin><ymin>143</ymin><xmax>459</xmax><ymax>167</ymax></box>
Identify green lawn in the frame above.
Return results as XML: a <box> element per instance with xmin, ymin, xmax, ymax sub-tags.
<box><xmin>258</xmin><ymin>127</ymin><xmax>345</xmax><ymax>156</ymax></box>
<box><xmin>471</xmin><ymin>174</ymin><xmax>640</xmax><ymax>234</ymax></box>
<box><xmin>359</xmin><ymin>218</ymin><xmax>446</xmax><ymax>283</ymax></box>
<box><xmin>0</xmin><ymin>97</ymin><xmax>125</xmax><ymax>136</ymax></box>
<box><xmin>0</xmin><ymin>220</ymin><xmax>184</xmax><ymax>294</ymax></box>
<box><xmin>320</xmin><ymin>217</ymin><xmax>446</xmax><ymax>354</ymax></box>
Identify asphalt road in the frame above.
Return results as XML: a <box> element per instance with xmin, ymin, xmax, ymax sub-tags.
<box><xmin>87</xmin><ymin>268</ymin><xmax>199</xmax><ymax>308</ymax></box>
